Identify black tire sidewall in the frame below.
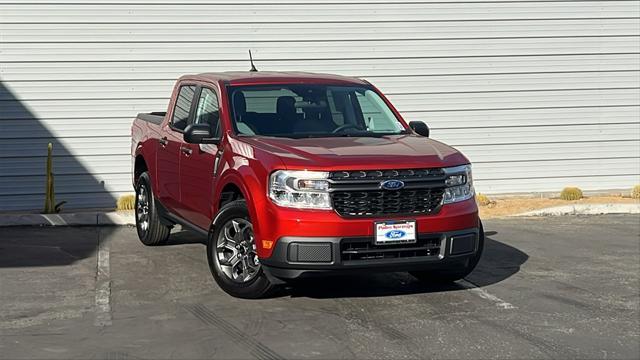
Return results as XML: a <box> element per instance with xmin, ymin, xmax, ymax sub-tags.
<box><xmin>134</xmin><ymin>173</ymin><xmax>152</xmax><ymax>241</ymax></box>
<box><xmin>135</xmin><ymin>172</ymin><xmax>169</xmax><ymax>246</ymax></box>
<box><xmin>206</xmin><ymin>200</ymin><xmax>274</xmax><ymax>298</ymax></box>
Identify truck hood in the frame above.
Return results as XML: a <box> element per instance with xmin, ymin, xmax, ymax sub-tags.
<box><xmin>241</xmin><ymin>135</ymin><xmax>469</xmax><ymax>170</ymax></box>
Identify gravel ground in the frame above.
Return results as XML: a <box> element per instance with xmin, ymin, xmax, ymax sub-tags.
<box><xmin>478</xmin><ymin>195</ymin><xmax>639</xmax><ymax>218</ymax></box>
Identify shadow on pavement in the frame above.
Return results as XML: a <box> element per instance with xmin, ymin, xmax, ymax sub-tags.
<box><xmin>152</xmin><ymin>229</ymin><xmax>529</xmax><ymax>299</ymax></box>
<box><xmin>0</xmin><ymin>226</ymin><xmax>528</xmax><ymax>300</ymax></box>
<box><xmin>165</xmin><ymin>229</ymin><xmax>206</xmax><ymax>246</ymax></box>
<box><xmin>282</xmin><ymin>235</ymin><xmax>528</xmax><ymax>299</ymax></box>
<box><xmin>0</xmin><ymin>80</ymin><xmax>120</xmax><ymax>266</ymax></box>
<box><xmin>468</xmin><ymin>233</ymin><xmax>529</xmax><ymax>288</ymax></box>
<box><xmin>0</xmin><ymin>226</ymin><xmax>121</xmax><ymax>268</ymax></box>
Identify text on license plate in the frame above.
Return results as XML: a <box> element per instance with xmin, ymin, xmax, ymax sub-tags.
<box><xmin>375</xmin><ymin>220</ymin><xmax>417</xmax><ymax>245</ymax></box>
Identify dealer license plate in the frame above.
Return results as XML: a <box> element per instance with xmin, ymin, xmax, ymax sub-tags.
<box><xmin>374</xmin><ymin>220</ymin><xmax>417</xmax><ymax>245</ymax></box>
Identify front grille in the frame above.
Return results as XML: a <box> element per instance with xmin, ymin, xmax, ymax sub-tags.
<box><xmin>332</xmin><ymin>188</ymin><xmax>444</xmax><ymax>217</ymax></box>
<box><xmin>329</xmin><ymin>168</ymin><xmax>446</xmax><ymax>217</ymax></box>
<box><xmin>341</xmin><ymin>236</ymin><xmax>442</xmax><ymax>262</ymax></box>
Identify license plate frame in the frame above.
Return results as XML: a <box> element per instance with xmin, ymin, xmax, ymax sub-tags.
<box><xmin>374</xmin><ymin>220</ymin><xmax>417</xmax><ymax>245</ymax></box>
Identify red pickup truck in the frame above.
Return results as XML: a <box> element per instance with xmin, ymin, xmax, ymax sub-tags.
<box><xmin>131</xmin><ymin>72</ymin><xmax>483</xmax><ymax>298</ymax></box>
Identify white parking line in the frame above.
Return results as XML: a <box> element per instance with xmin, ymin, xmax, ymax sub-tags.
<box><xmin>94</xmin><ymin>231</ymin><xmax>112</xmax><ymax>327</ymax></box>
<box><xmin>459</xmin><ymin>279</ymin><xmax>516</xmax><ymax>309</ymax></box>
<box><xmin>42</xmin><ymin>214</ymin><xmax>67</xmax><ymax>226</ymax></box>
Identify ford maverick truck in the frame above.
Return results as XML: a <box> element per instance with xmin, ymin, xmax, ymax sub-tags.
<box><xmin>131</xmin><ymin>72</ymin><xmax>483</xmax><ymax>298</ymax></box>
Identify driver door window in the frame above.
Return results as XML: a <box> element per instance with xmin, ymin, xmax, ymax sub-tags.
<box><xmin>194</xmin><ymin>87</ymin><xmax>220</xmax><ymax>137</ymax></box>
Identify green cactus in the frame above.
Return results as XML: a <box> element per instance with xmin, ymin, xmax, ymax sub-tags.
<box><xmin>43</xmin><ymin>143</ymin><xmax>55</xmax><ymax>213</ymax></box>
<box><xmin>117</xmin><ymin>194</ymin><xmax>136</xmax><ymax>211</ymax></box>
<box><xmin>43</xmin><ymin>143</ymin><xmax>65</xmax><ymax>213</ymax></box>
<box><xmin>476</xmin><ymin>193</ymin><xmax>492</xmax><ymax>206</ymax></box>
<box><xmin>560</xmin><ymin>187</ymin><xmax>583</xmax><ymax>201</ymax></box>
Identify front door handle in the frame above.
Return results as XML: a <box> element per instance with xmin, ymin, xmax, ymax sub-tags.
<box><xmin>180</xmin><ymin>146</ymin><xmax>193</xmax><ymax>156</ymax></box>
<box><xmin>213</xmin><ymin>150</ymin><xmax>223</xmax><ymax>176</ymax></box>
<box><xmin>159</xmin><ymin>137</ymin><xmax>168</xmax><ymax>147</ymax></box>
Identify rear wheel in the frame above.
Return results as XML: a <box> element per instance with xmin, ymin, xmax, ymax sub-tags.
<box><xmin>135</xmin><ymin>172</ymin><xmax>171</xmax><ymax>246</ymax></box>
<box><xmin>207</xmin><ymin>200</ymin><xmax>277</xmax><ymax>299</ymax></box>
<box><xmin>410</xmin><ymin>222</ymin><xmax>485</xmax><ymax>283</ymax></box>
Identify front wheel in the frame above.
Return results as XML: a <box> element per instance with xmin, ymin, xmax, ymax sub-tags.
<box><xmin>206</xmin><ymin>200</ymin><xmax>277</xmax><ymax>299</ymax></box>
<box><xmin>410</xmin><ymin>222</ymin><xmax>485</xmax><ymax>283</ymax></box>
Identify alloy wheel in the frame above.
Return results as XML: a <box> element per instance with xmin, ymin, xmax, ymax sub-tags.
<box><xmin>136</xmin><ymin>184</ymin><xmax>150</xmax><ymax>236</ymax></box>
<box><xmin>215</xmin><ymin>218</ymin><xmax>260</xmax><ymax>283</ymax></box>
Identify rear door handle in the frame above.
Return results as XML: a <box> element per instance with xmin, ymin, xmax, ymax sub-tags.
<box><xmin>180</xmin><ymin>146</ymin><xmax>193</xmax><ymax>156</ymax></box>
<box><xmin>159</xmin><ymin>137</ymin><xmax>168</xmax><ymax>147</ymax></box>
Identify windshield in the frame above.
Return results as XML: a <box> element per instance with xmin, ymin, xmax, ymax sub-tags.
<box><xmin>228</xmin><ymin>84</ymin><xmax>407</xmax><ymax>138</ymax></box>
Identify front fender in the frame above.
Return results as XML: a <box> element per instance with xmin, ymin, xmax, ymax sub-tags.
<box><xmin>211</xmin><ymin>136</ymin><xmax>287</xmax><ymax>258</ymax></box>
<box><xmin>212</xmin><ymin>162</ymin><xmax>273</xmax><ymax>257</ymax></box>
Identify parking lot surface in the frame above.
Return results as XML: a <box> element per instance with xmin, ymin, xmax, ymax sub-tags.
<box><xmin>1</xmin><ymin>215</ymin><xmax>638</xmax><ymax>359</ymax></box>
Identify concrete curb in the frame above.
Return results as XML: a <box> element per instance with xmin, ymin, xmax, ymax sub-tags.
<box><xmin>1</xmin><ymin>203</ymin><xmax>637</xmax><ymax>226</ymax></box>
<box><xmin>0</xmin><ymin>211</ymin><xmax>135</xmax><ymax>227</ymax></box>
<box><xmin>513</xmin><ymin>203</ymin><xmax>640</xmax><ymax>217</ymax></box>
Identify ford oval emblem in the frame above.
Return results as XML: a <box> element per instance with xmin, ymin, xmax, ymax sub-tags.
<box><xmin>380</xmin><ymin>179</ymin><xmax>405</xmax><ymax>190</ymax></box>
<box><xmin>386</xmin><ymin>230</ymin><xmax>406</xmax><ymax>239</ymax></box>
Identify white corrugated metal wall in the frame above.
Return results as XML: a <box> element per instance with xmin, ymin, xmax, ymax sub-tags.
<box><xmin>1</xmin><ymin>0</ymin><xmax>639</xmax><ymax>211</ymax></box>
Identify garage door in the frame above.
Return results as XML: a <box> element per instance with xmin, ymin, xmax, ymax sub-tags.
<box><xmin>1</xmin><ymin>0</ymin><xmax>639</xmax><ymax>211</ymax></box>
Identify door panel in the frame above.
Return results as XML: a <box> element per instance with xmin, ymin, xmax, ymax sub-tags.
<box><xmin>179</xmin><ymin>143</ymin><xmax>219</xmax><ymax>229</ymax></box>
<box><xmin>155</xmin><ymin>84</ymin><xmax>196</xmax><ymax>213</ymax></box>
<box><xmin>155</xmin><ymin>128</ymin><xmax>182</xmax><ymax>211</ymax></box>
<box><xmin>178</xmin><ymin>87</ymin><xmax>221</xmax><ymax>229</ymax></box>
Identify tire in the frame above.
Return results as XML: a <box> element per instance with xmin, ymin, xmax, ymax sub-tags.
<box><xmin>207</xmin><ymin>200</ymin><xmax>277</xmax><ymax>299</ymax></box>
<box><xmin>135</xmin><ymin>171</ymin><xmax>171</xmax><ymax>246</ymax></box>
<box><xmin>410</xmin><ymin>222</ymin><xmax>485</xmax><ymax>283</ymax></box>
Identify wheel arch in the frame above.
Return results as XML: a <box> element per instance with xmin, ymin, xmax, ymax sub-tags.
<box><xmin>211</xmin><ymin>170</ymin><xmax>264</xmax><ymax>237</ymax></box>
<box><xmin>133</xmin><ymin>140</ymin><xmax>159</xmax><ymax>194</ymax></box>
<box><xmin>134</xmin><ymin>154</ymin><xmax>148</xmax><ymax>184</ymax></box>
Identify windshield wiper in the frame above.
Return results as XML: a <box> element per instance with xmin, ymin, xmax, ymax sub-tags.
<box><xmin>259</xmin><ymin>131</ymin><xmax>407</xmax><ymax>139</ymax></box>
<box><xmin>331</xmin><ymin>131</ymin><xmax>406</xmax><ymax>138</ymax></box>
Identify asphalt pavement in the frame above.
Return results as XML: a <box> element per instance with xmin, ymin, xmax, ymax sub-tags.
<box><xmin>0</xmin><ymin>215</ymin><xmax>638</xmax><ymax>359</ymax></box>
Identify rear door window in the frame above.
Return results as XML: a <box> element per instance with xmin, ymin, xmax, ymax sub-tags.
<box><xmin>171</xmin><ymin>85</ymin><xmax>196</xmax><ymax>131</ymax></box>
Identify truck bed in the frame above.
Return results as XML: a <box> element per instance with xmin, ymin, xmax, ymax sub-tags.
<box><xmin>136</xmin><ymin>112</ymin><xmax>166</xmax><ymax>125</ymax></box>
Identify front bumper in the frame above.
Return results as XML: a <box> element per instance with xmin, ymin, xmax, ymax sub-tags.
<box><xmin>254</xmin><ymin>197</ymin><xmax>479</xmax><ymax>259</ymax></box>
<box><xmin>260</xmin><ymin>227</ymin><xmax>480</xmax><ymax>280</ymax></box>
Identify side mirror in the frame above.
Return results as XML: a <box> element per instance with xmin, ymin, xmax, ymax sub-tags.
<box><xmin>183</xmin><ymin>123</ymin><xmax>218</xmax><ymax>144</ymax></box>
<box><xmin>409</xmin><ymin>121</ymin><xmax>430</xmax><ymax>137</ymax></box>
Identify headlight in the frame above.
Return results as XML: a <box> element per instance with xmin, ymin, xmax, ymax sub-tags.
<box><xmin>269</xmin><ymin>170</ymin><xmax>332</xmax><ymax>209</ymax></box>
<box><xmin>442</xmin><ymin>164</ymin><xmax>474</xmax><ymax>204</ymax></box>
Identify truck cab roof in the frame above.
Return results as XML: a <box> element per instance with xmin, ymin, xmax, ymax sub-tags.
<box><xmin>179</xmin><ymin>71</ymin><xmax>370</xmax><ymax>86</ymax></box>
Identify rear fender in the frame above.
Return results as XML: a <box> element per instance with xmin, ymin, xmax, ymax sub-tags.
<box><xmin>133</xmin><ymin>138</ymin><xmax>158</xmax><ymax>195</ymax></box>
